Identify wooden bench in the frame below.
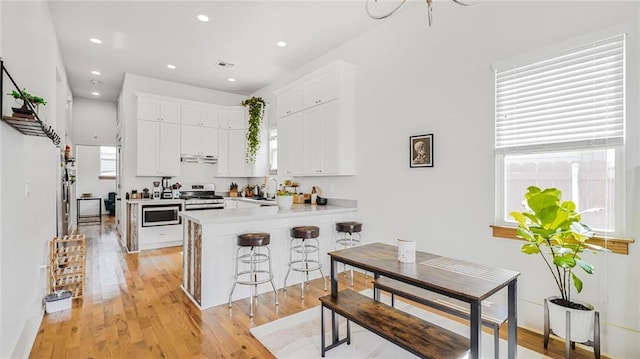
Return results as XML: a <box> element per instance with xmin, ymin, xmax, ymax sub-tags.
<box><xmin>374</xmin><ymin>276</ymin><xmax>509</xmax><ymax>359</ymax></box>
<box><xmin>319</xmin><ymin>289</ymin><xmax>470</xmax><ymax>358</ymax></box>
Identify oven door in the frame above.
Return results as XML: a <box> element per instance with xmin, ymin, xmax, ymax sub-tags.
<box><xmin>142</xmin><ymin>204</ymin><xmax>181</xmax><ymax>227</ymax></box>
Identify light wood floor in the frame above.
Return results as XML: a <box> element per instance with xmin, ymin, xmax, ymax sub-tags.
<box><xmin>29</xmin><ymin>217</ymin><xmax>601</xmax><ymax>358</ymax></box>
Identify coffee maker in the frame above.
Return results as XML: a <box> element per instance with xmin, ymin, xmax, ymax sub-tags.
<box><xmin>161</xmin><ymin>177</ymin><xmax>173</xmax><ymax>199</ymax></box>
<box><xmin>152</xmin><ymin>181</ymin><xmax>162</xmax><ymax>199</ymax></box>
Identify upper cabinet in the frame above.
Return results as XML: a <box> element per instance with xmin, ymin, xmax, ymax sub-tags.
<box><xmin>219</xmin><ymin>107</ymin><xmax>246</xmax><ymax>129</ymax></box>
<box><xmin>134</xmin><ymin>92</ymin><xmax>267</xmax><ymax>178</ymax></box>
<box><xmin>277</xmin><ymin>87</ymin><xmax>304</xmax><ymax>118</ymax></box>
<box><xmin>275</xmin><ymin>60</ymin><xmax>356</xmax><ymax>176</ymax></box>
<box><xmin>137</xmin><ymin>97</ymin><xmax>181</xmax><ymax>124</ymax></box>
<box><xmin>302</xmin><ymin>71</ymin><xmax>339</xmax><ymax>109</ymax></box>
<box><xmin>136</xmin><ymin>93</ymin><xmax>182</xmax><ymax>176</ymax></box>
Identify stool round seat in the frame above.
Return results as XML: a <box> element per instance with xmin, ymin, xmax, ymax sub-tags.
<box><xmin>237</xmin><ymin>232</ymin><xmax>270</xmax><ymax>247</ymax></box>
<box><xmin>291</xmin><ymin>226</ymin><xmax>320</xmax><ymax>239</ymax></box>
<box><xmin>229</xmin><ymin>232</ymin><xmax>278</xmax><ymax>317</ymax></box>
<box><xmin>335</xmin><ymin>221</ymin><xmax>365</xmax><ymax>286</ymax></box>
<box><xmin>335</xmin><ymin>221</ymin><xmax>362</xmax><ymax>233</ymax></box>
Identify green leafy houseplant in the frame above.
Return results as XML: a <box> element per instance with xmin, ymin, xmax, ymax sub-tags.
<box><xmin>241</xmin><ymin>96</ymin><xmax>266</xmax><ymax>164</ymax></box>
<box><xmin>510</xmin><ymin>186</ymin><xmax>610</xmax><ymax>309</ymax></box>
<box><xmin>8</xmin><ymin>89</ymin><xmax>47</xmax><ymax>108</ymax></box>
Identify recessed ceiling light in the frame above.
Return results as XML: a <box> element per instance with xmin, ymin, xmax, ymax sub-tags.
<box><xmin>90</xmin><ymin>38</ymin><xmax>102</xmax><ymax>44</ymax></box>
<box><xmin>228</xmin><ymin>78</ymin><xmax>236</xmax><ymax>82</ymax></box>
<box><xmin>276</xmin><ymin>41</ymin><xmax>287</xmax><ymax>47</ymax></box>
<box><xmin>167</xmin><ymin>64</ymin><xmax>177</xmax><ymax>70</ymax></box>
<box><xmin>90</xmin><ymin>70</ymin><xmax>101</xmax><ymax>75</ymax></box>
<box><xmin>91</xmin><ymin>92</ymin><xmax>100</xmax><ymax>96</ymax></box>
<box><xmin>197</xmin><ymin>14</ymin><xmax>209</xmax><ymax>22</ymax></box>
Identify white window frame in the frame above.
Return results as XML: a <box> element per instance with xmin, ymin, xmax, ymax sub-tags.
<box><xmin>268</xmin><ymin>128</ymin><xmax>277</xmax><ymax>175</ymax></box>
<box><xmin>99</xmin><ymin>146</ymin><xmax>117</xmax><ymax>179</ymax></box>
<box><xmin>493</xmin><ymin>31</ymin><xmax>627</xmax><ymax>237</ymax></box>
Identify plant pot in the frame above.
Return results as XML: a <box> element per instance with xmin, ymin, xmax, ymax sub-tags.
<box><xmin>276</xmin><ymin>195</ymin><xmax>293</xmax><ymax>209</ymax></box>
<box><xmin>546</xmin><ymin>296</ymin><xmax>595</xmax><ymax>343</ymax></box>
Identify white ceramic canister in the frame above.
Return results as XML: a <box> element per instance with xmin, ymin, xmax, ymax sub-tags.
<box><xmin>397</xmin><ymin>238</ymin><xmax>416</xmax><ymax>263</ymax></box>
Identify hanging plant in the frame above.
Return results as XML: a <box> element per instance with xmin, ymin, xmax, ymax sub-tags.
<box><xmin>241</xmin><ymin>96</ymin><xmax>266</xmax><ymax>164</ymax></box>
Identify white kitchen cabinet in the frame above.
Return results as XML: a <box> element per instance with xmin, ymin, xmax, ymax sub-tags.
<box><xmin>278</xmin><ymin>113</ymin><xmax>305</xmax><ymax>176</ymax></box>
<box><xmin>217</xmin><ymin>128</ymin><xmax>249</xmax><ymax>177</ymax></box>
<box><xmin>219</xmin><ymin>106</ymin><xmax>246</xmax><ymax>129</ymax></box>
<box><xmin>182</xmin><ymin>104</ymin><xmax>219</xmax><ymax>128</ymax></box>
<box><xmin>137</xmin><ymin>120</ymin><xmax>181</xmax><ymax>176</ymax></box>
<box><xmin>137</xmin><ymin>97</ymin><xmax>181</xmax><ymax>124</ymax></box>
<box><xmin>303</xmin><ymin>102</ymin><xmax>339</xmax><ymax>175</ymax></box>
<box><xmin>277</xmin><ymin>87</ymin><xmax>304</xmax><ymax>118</ymax></box>
<box><xmin>181</xmin><ymin>125</ymin><xmax>218</xmax><ymax>157</ymax></box>
<box><xmin>276</xmin><ymin>60</ymin><xmax>355</xmax><ymax>176</ymax></box>
<box><xmin>303</xmin><ymin>71</ymin><xmax>338</xmax><ymax>109</ymax></box>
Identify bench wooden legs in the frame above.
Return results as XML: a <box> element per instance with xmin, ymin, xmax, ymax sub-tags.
<box><xmin>320</xmin><ymin>305</ymin><xmax>351</xmax><ymax>357</ymax></box>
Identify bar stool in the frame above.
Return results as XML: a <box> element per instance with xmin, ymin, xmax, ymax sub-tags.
<box><xmin>228</xmin><ymin>232</ymin><xmax>278</xmax><ymax>317</ymax></box>
<box><xmin>335</xmin><ymin>221</ymin><xmax>364</xmax><ymax>286</ymax></box>
<box><xmin>283</xmin><ymin>226</ymin><xmax>327</xmax><ymax>298</ymax></box>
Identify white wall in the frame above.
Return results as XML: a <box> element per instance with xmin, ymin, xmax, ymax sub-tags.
<box><xmin>252</xmin><ymin>2</ymin><xmax>640</xmax><ymax>357</ymax></box>
<box><xmin>76</xmin><ymin>145</ymin><xmax>116</xmax><ymax>216</ymax></box>
<box><xmin>0</xmin><ymin>1</ymin><xmax>71</xmax><ymax>358</ymax></box>
<box><xmin>72</xmin><ymin>98</ymin><xmax>117</xmax><ymax>146</ymax></box>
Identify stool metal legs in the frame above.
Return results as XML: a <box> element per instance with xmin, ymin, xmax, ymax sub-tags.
<box><xmin>335</xmin><ymin>231</ymin><xmax>362</xmax><ymax>286</ymax></box>
<box><xmin>283</xmin><ymin>237</ymin><xmax>327</xmax><ymax>298</ymax></box>
<box><xmin>229</xmin><ymin>245</ymin><xmax>278</xmax><ymax>317</ymax></box>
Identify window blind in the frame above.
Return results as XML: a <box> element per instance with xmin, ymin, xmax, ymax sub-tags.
<box><xmin>495</xmin><ymin>34</ymin><xmax>625</xmax><ymax>153</ymax></box>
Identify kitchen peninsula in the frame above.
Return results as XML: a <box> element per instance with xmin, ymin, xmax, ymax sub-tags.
<box><xmin>180</xmin><ymin>202</ymin><xmax>357</xmax><ymax>309</ymax></box>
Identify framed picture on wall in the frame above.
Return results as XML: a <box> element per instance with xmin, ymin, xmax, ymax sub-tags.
<box><xmin>409</xmin><ymin>134</ymin><xmax>433</xmax><ymax>168</ymax></box>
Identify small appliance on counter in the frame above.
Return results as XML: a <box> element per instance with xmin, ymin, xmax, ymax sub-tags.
<box><xmin>153</xmin><ymin>181</ymin><xmax>162</xmax><ymax>199</ymax></box>
<box><xmin>179</xmin><ymin>183</ymin><xmax>225</xmax><ymax>210</ymax></box>
<box><xmin>161</xmin><ymin>176</ymin><xmax>173</xmax><ymax>199</ymax></box>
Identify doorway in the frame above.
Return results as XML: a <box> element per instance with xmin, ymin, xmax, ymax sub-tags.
<box><xmin>75</xmin><ymin>145</ymin><xmax>116</xmax><ymax>224</ymax></box>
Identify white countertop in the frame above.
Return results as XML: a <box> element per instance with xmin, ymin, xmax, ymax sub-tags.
<box><xmin>180</xmin><ymin>203</ymin><xmax>356</xmax><ymax>225</ymax></box>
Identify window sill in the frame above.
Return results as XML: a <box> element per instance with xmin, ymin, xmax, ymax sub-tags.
<box><xmin>99</xmin><ymin>175</ymin><xmax>116</xmax><ymax>180</ymax></box>
<box><xmin>490</xmin><ymin>225</ymin><xmax>634</xmax><ymax>255</ymax></box>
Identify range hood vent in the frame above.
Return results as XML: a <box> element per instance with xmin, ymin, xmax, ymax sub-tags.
<box><xmin>180</xmin><ymin>154</ymin><xmax>218</xmax><ymax>164</ymax></box>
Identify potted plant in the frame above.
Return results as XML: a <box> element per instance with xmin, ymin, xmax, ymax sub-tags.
<box><xmin>275</xmin><ymin>190</ymin><xmax>293</xmax><ymax>210</ymax></box>
<box><xmin>241</xmin><ymin>96</ymin><xmax>266</xmax><ymax>164</ymax></box>
<box><xmin>7</xmin><ymin>88</ymin><xmax>47</xmax><ymax>117</ymax></box>
<box><xmin>510</xmin><ymin>186</ymin><xmax>610</xmax><ymax>344</ymax></box>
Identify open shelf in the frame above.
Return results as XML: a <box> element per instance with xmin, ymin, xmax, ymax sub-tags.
<box><xmin>2</xmin><ymin>115</ymin><xmax>47</xmax><ymax>136</ymax></box>
<box><xmin>1</xmin><ymin>59</ymin><xmax>61</xmax><ymax>146</ymax></box>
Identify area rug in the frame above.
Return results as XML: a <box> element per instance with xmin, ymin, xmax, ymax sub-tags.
<box><xmin>250</xmin><ymin>290</ymin><xmax>550</xmax><ymax>358</ymax></box>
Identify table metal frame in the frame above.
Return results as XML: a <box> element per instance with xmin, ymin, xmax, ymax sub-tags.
<box><xmin>328</xmin><ymin>242</ymin><xmax>520</xmax><ymax>359</ymax></box>
<box><xmin>77</xmin><ymin>197</ymin><xmax>102</xmax><ymax>225</ymax></box>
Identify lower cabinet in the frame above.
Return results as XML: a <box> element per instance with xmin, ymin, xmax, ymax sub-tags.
<box><xmin>139</xmin><ymin>224</ymin><xmax>182</xmax><ymax>251</ymax></box>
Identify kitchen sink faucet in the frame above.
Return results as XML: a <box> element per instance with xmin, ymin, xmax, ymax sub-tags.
<box><xmin>267</xmin><ymin>177</ymin><xmax>278</xmax><ymax>199</ymax></box>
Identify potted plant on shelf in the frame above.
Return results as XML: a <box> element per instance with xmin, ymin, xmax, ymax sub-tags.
<box><xmin>7</xmin><ymin>88</ymin><xmax>47</xmax><ymax>118</ymax></box>
<box><xmin>241</xmin><ymin>96</ymin><xmax>266</xmax><ymax>164</ymax></box>
<box><xmin>275</xmin><ymin>189</ymin><xmax>293</xmax><ymax>210</ymax></box>
<box><xmin>510</xmin><ymin>186</ymin><xmax>610</xmax><ymax>347</ymax></box>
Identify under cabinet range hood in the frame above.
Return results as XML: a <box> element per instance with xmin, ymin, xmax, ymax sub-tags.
<box><xmin>180</xmin><ymin>154</ymin><xmax>218</xmax><ymax>164</ymax></box>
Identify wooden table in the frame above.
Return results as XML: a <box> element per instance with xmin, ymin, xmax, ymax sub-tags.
<box><xmin>77</xmin><ymin>197</ymin><xmax>102</xmax><ymax>225</ymax></box>
<box><xmin>328</xmin><ymin>242</ymin><xmax>520</xmax><ymax>359</ymax></box>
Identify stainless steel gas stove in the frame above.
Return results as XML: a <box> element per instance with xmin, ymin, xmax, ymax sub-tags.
<box><xmin>179</xmin><ymin>184</ymin><xmax>225</xmax><ymax>210</ymax></box>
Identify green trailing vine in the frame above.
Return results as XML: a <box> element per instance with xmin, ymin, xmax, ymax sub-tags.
<box><xmin>241</xmin><ymin>96</ymin><xmax>266</xmax><ymax>164</ymax></box>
